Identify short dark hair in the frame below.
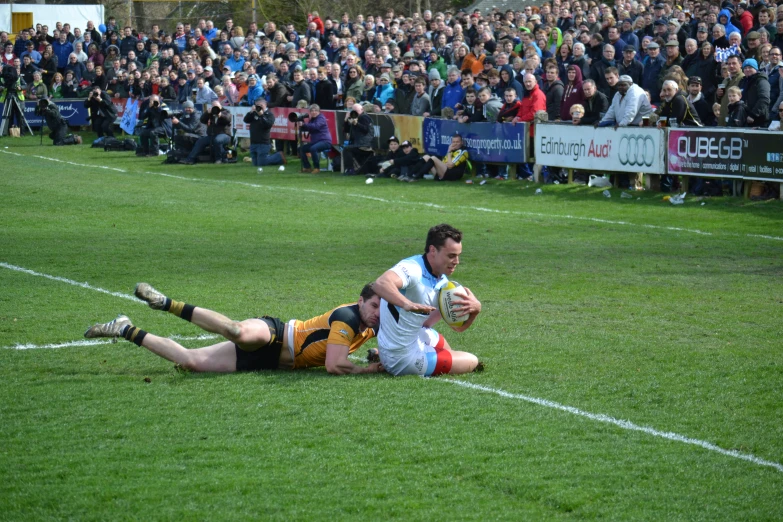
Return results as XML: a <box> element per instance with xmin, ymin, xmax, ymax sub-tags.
<box><xmin>360</xmin><ymin>282</ymin><xmax>377</xmax><ymax>301</ymax></box>
<box><xmin>425</xmin><ymin>224</ymin><xmax>463</xmax><ymax>254</ymax></box>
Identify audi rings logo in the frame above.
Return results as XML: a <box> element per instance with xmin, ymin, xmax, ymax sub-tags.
<box><xmin>618</xmin><ymin>134</ymin><xmax>655</xmax><ymax>167</ymax></box>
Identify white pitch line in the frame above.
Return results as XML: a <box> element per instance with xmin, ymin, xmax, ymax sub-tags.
<box><xmin>4</xmin><ymin>334</ymin><xmax>220</xmax><ymax>351</ymax></box>
<box><xmin>441</xmin><ymin>379</ymin><xmax>783</xmax><ymax>474</ymax></box>
<box><xmin>0</xmin><ymin>262</ymin><xmax>142</xmax><ymax>303</ymax></box>
<box><xmin>5</xmin><ymin>150</ymin><xmax>783</xmax><ymax>242</ymax></box>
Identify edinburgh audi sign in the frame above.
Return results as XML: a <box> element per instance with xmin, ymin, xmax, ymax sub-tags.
<box><xmin>535</xmin><ymin>124</ymin><xmax>666</xmax><ymax>174</ymax></box>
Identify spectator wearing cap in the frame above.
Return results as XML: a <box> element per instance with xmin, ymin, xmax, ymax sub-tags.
<box><xmin>667</xmin><ymin>19</ymin><xmax>688</xmax><ymax>55</ymax></box>
<box><xmin>598</xmin><ymin>75</ymin><xmax>653</xmax><ymax>127</ymax></box>
<box><xmin>686</xmin><ymin>76</ymin><xmax>716</xmax><ymax>126</ymax></box>
<box><xmin>620</xmin><ymin>19</ymin><xmax>640</xmax><ymax>52</ymax></box>
<box><xmin>657</xmin><ymin>41</ymin><xmax>683</xmax><ymax>95</ymax></box>
<box><xmin>427</xmin><ymin>49</ymin><xmax>447</xmax><ymax>81</ymax></box>
<box><xmin>740</xmin><ymin>58</ymin><xmax>771</xmax><ymax>126</ymax></box>
<box><xmin>390</xmin><ymin>140</ymin><xmax>424</xmax><ymax>181</ymax></box>
<box><xmin>619</xmin><ymin>45</ymin><xmax>644</xmax><ymax>86</ymax></box>
<box><xmin>427</xmin><ymin>69</ymin><xmax>444</xmax><ymax>116</ymax></box>
<box><xmin>371</xmin><ymin>73</ymin><xmax>395</xmax><ymax>107</ymax></box>
<box><xmin>744</xmin><ymin>32</ymin><xmax>763</xmax><ymax>62</ymax></box>
<box><xmin>361</xmin><ymin>136</ymin><xmax>404</xmax><ymax>178</ymax></box>
<box><xmin>241</xmin><ymin>74</ymin><xmax>265</xmax><ymax>106</ymax></box>
<box><xmin>657</xmin><ymin>79</ymin><xmax>703</xmax><ymax>126</ymax></box>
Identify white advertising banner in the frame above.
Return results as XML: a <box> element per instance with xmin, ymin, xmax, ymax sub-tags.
<box><xmin>534</xmin><ymin>123</ymin><xmax>666</xmax><ymax>174</ymax></box>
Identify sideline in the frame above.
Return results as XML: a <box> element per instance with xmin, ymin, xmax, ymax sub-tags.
<box><xmin>0</xmin><ymin>262</ymin><xmax>142</xmax><ymax>303</ymax></box>
<box><xmin>440</xmin><ymin>379</ymin><xmax>783</xmax><ymax>473</ymax></box>
<box><xmin>4</xmin><ymin>334</ymin><xmax>219</xmax><ymax>351</ymax></box>
<box><xmin>3</xmin><ymin>149</ymin><xmax>783</xmax><ymax>243</ymax></box>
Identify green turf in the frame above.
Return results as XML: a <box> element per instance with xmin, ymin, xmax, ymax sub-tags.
<box><xmin>1</xmin><ymin>135</ymin><xmax>782</xmax><ymax>520</ymax></box>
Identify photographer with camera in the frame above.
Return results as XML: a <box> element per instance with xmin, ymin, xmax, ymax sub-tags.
<box><xmin>83</xmin><ymin>86</ymin><xmax>116</xmax><ymax>138</ymax></box>
<box><xmin>137</xmin><ymin>94</ymin><xmax>173</xmax><ymax>157</ymax></box>
<box><xmin>341</xmin><ymin>103</ymin><xmax>373</xmax><ymax>175</ymax></box>
<box><xmin>296</xmin><ymin>104</ymin><xmax>332</xmax><ymax>173</ymax></box>
<box><xmin>1</xmin><ymin>63</ymin><xmax>27</xmax><ymax>133</ymax></box>
<box><xmin>171</xmin><ymin>100</ymin><xmax>205</xmax><ymax>155</ymax></box>
<box><xmin>179</xmin><ymin>100</ymin><xmax>232</xmax><ymax>165</ymax></box>
<box><xmin>37</xmin><ymin>98</ymin><xmax>82</xmax><ymax>146</ymax></box>
<box><xmin>243</xmin><ymin>97</ymin><xmax>285</xmax><ymax>167</ymax></box>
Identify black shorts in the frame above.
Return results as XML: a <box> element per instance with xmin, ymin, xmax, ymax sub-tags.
<box><xmin>234</xmin><ymin>316</ymin><xmax>285</xmax><ymax>372</ymax></box>
<box><xmin>441</xmin><ymin>164</ymin><xmax>466</xmax><ymax>181</ymax></box>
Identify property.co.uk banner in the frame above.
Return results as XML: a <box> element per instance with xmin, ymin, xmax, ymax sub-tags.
<box><xmin>423</xmin><ymin>118</ymin><xmax>529</xmax><ymax>163</ymax></box>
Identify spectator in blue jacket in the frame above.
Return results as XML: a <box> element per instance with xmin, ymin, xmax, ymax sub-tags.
<box><xmin>442</xmin><ymin>67</ymin><xmax>465</xmax><ymax>110</ymax></box>
<box><xmin>52</xmin><ymin>33</ymin><xmax>74</xmax><ymax>73</ymax></box>
<box><xmin>224</xmin><ymin>48</ymin><xmax>245</xmax><ymax>72</ymax></box>
<box><xmin>298</xmin><ymin>104</ymin><xmax>333</xmax><ymax>173</ymax></box>
<box><xmin>642</xmin><ymin>42</ymin><xmax>665</xmax><ymax>104</ymax></box>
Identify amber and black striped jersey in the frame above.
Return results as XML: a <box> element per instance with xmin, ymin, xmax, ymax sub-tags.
<box><xmin>291</xmin><ymin>303</ymin><xmax>376</xmax><ymax>369</ymax></box>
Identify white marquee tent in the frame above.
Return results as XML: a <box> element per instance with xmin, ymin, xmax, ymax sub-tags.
<box><xmin>0</xmin><ymin>4</ymin><xmax>104</xmax><ymax>34</ymax></box>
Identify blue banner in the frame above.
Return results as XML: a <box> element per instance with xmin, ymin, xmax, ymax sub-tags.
<box><xmin>0</xmin><ymin>99</ymin><xmax>91</xmax><ymax>128</ymax></box>
<box><xmin>422</xmin><ymin>118</ymin><xmax>529</xmax><ymax>163</ymax></box>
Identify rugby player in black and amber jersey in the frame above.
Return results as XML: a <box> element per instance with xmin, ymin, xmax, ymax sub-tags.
<box><xmin>85</xmin><ymin>282</ymin><xmax>383</xmax><ymax>374</ymax></box>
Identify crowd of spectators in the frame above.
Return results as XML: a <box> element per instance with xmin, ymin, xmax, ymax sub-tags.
<box><xmin>1</xmin><ymin>0</ymin><xmax>782</xmax><ymax>186</ymax></box>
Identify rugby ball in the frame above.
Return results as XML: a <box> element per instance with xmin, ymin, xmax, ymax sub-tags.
<box><xmin>438</xmin><ymin>281</ymin><xmax>469</xmax><ymax>327</ymax></box>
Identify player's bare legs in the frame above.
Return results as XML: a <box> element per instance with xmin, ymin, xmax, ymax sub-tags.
<box><xmin>135</xmin><ymin>282</ymin><xmax>272</xmax><ymax>349</ymax></box>
<box><xmin>438</xmin><ymin>336</ymin><xmax>479</xmax><ymax>374</ymax></box>
<box><xmin>139</xmin><ymin>338</ymin><xmax>238</xmax><ymax>372</ymax></box>
<box><xmin>84</xmin><ymin>314</ymin><xmax>239</xmax><ymax>371</ymax></box>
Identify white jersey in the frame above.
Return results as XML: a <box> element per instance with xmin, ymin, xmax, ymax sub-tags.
<box><xmin>377</xmin><ymin>254</ymin><xmax>449</xmax><ymax>373</ymax></box>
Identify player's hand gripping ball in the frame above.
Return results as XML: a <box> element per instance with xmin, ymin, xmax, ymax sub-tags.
<box><xmin>438</xmin><ymin>281</ymin><xmax>469</xmax><ymax>327</ymax></box>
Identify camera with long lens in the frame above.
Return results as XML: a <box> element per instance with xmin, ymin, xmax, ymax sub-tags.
<box><xmin>161</xmin><ymin>108</ymin><xmax>183</xmax><ymax>118</ymax></box>
<box><xmin>210</xmin><ymin>106</ymin><xmax>221</xmax><ymax>116</ymax></box>
<box><xmin>288</xmin><ymin>112</ymin><xmax>310</xmax><ymax>123</ymax></box>
<box><xmin>1</xmin><ymin>65</ymin><xmax>20</xmax><ymax>94</ymax></box>
<box><xmin>348</xmin><ymin>110</ymin><xmax>359</xmax><ymax>125</ymax></box>
<box><xmin>35</xmin><ymin>98</ymin><xmax>50</xmax><ymax>115</ymax></box>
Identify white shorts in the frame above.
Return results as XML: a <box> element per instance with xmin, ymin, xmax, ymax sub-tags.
<box><xmin>379</xmin><ymin>327</ymin><xmax>449</xmax><ymax>376</ymax></box>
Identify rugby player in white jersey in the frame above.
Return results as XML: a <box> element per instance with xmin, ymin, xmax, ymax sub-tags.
<box><xmin>373</xmin><ymin>224</ymin><xmax>482</xmax><ymax>376</ymax></box>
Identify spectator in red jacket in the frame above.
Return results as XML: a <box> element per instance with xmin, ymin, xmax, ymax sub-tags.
<box><xmin>516</xmin><ymin>74</ymin><xmax>547</xmax><ymax>179</ymax></box>
<box><xmin>516</xmin><ymin>74</ymin><xmax>547</xmax><ymax>128</ymax></box>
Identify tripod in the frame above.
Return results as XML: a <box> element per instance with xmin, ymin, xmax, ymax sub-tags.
<box><xmin>0</xmin><ymin>94</ymin><xmax>34</xmax><ymax>137</ymax></box>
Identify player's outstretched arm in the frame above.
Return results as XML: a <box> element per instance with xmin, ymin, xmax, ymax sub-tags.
<box><xmin>325</xmin><ymin>344</ymin><xmax>384</xmax><ymax>375</ymax></box>
<box><xmin>375</xmin><ymin>270</ymin><xmax>435</xmax><ymax>315</ymax></box>
<box><xmin>450</xmin><ymin>287</ymin><xmax>481</xmax><ymax>333</ymax></box>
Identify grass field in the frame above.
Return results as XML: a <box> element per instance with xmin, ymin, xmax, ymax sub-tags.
<box><xmin>1</xmin><ymin>135</ymin><xmax>782</xmax><ymax>520</ymax></box>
